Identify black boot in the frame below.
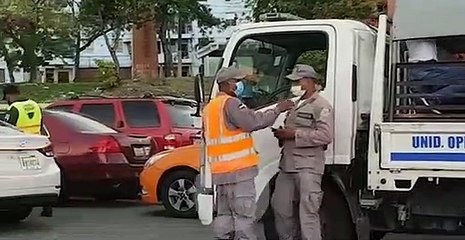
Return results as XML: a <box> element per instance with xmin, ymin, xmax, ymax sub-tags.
<box><xmin>40</xmin><ymin>206</ymin><xmax>53</xmax><ymax>217</ymax></box>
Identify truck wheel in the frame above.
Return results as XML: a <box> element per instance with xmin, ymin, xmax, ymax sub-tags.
<box><xmin>160</xmin><ymin>170</ymin><xmax>198</xmax><ymax>218</ymax></box>
<box><xmin>0</xmin><ymin>207</ymin><xmax>32</xmax><ymax>223</ymax></box>
<box><xmin>370</xmin><ymin>231</ymin><xmax>386</xmax><ymax>240</ymax></box>
<box><xmin>321</xmin><ymin>181</ymin><xmax>357</xmax><ymax>240</ymax></box>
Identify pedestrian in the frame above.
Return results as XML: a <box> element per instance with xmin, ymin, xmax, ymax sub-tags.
<box><xmin>271</xmin><ymin>64</ymin><xmax>334</xmax><ymax>240</ymax></box>
<box><xmin>202</xmin><ymin>66</ymin><xmax>294</xmax><ymax>240</ymax></box>
<box><xmin>2</xmin><ymin>84</ymin><xmax>54</xmax><ymax>217</ymax></box>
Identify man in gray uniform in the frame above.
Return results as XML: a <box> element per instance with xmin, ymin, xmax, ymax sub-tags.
<box><xmin>271</xmin><ymin>64</ymin><xmax>334</xmax><ymax>240</ymax></box>
<box><xmin>209</xmin><ymin>66</ymin><xmax>294</xmax><ymax>239</ymax></box>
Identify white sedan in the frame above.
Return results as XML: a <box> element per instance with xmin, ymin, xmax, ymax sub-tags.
<box><xmin>0</xmin><ymin>120</ymin><xmax>61</xmax><ymax>222</ymax></box>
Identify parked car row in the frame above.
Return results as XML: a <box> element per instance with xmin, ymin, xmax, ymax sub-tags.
<box><xmin>47</xmin><ymin>95</ymin><xmax>201</xmax><ymax>152</ymax></box>
<box><xmin>0</xmin><ymin>95</ymin><xmax>202</xmax><ymax>222</ymax></box>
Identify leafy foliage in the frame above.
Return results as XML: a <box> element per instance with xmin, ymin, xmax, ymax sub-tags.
<box><xmin>95</xmin><ymin>59</ymin><xmax>120</xmax><ymax>89</ymax></box>
<box><xmin>0</xmin><ymin>0</ymin><xmax>74</xmax><ymax>82</ymax></box>
<box><xmin>251</xmin><ymin>0</ymin><xmax>385</xmax><ymax>21</ymax></box>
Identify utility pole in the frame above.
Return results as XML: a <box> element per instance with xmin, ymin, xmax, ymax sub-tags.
<box><xmin>177</xmin><ymin>14</ymin><xmax>183</xmax><ymax>77</ymax></box>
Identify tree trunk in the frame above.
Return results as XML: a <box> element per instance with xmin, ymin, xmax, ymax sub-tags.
<box><xmin>177</xmin><ymin>15</ymin><xmax>183</xmax><ymax>77</ymax></box>
<box><xmin>0</xmin><ymin>45</ymin><xmax>16</xmax><ymax>83</ymax></box>
<box><xmin>103</xmin><ymin>31</ymin><xmax>120</xmax><ymax>74</ymax></box>
<box><xmin>73</xmin><ymin>33</ymin><xmax>81</xmax><ymax>82</ymax></box>
<box><xmin>6</xmin><ymin>61</ymin><xmax>15</xmax><ymax>83</ymax></box>
<box><xmin>159</xmin><ymin>19</ymin><xmax>173</xmax><ymax>78</ymax></box>
<box><xmin>70</xmin><ymin>0</ymin><xmax>80</xmax><ymax>82</ymax></box>
<box><xmin>29</xmin><ymin>65</ymin><xmax>38</xmax><ymax>83</ymax></box>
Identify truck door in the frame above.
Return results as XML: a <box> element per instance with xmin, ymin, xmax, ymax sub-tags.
<box><xmin>197</xmin><ymin>24</ymin><xmax>338</xmax><ymax>225</ymax></box>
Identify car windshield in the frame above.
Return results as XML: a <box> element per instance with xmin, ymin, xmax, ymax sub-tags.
<box><xmin>165</xmin><ymin>103</ymin><xmax>201</xmax><ymax>128</ymax></box>
<box><xmin>49</xmin><ymin>111</ymin><xmax>117</xmax><ymax>134</ymax></box>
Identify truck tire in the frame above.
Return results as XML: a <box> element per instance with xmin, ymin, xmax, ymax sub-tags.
<box><xmin>160</xmin><ymin>170</ymin><xmax>198</xmax><ymax>218</ymax></box>
<box><xmin>321</xmin><ymin>181</ymin><xmax>357</xmax><ymax>240</ymax></box>
<box><xmin>263</xmin><ymin>180</ymin><xmax>357</xmax><ymax>240</ymax></box>
<box><xmin>0</xmin><ymin>207</ymin><xmax>32</xmax><ymax>223</ymax></box>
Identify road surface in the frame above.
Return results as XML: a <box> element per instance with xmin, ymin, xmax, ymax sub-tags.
<box><xmin>0</xmin><ymin>200</ymin><xmax>462</xmax><ymax>240</ymax></box>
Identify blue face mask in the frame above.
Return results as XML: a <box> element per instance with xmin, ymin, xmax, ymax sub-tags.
<box><xmin>234</xmin><ymin>81</ymin><xmax>244</xmax><ymax>97</ymax></box>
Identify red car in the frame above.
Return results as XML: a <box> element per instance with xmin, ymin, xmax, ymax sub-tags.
<box><xmin>43</xmin><ymin>110</ymin><xmax>155</xmax><ymax>199</ymax></box>
<box><xmin>46</xmin><ymin>96</ymin><xmax>201</xmax><ymax>153</ymax></box>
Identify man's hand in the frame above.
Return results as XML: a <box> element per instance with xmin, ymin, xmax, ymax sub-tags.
<box><xmin>243</xmin><ymin>74</ymin><xmax>259</xmax><ymax>84</ymax></box>
<box><xmin>273</xmin><ymin>127</ymin><xmax>296</xmax><ymax>140</ymax></box>
<box><xmin>276</xmin><ymin>100</ymin><xmax>295</xmax><ymax>113</ymax></box>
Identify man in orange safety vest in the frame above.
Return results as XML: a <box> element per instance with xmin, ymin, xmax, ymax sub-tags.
<box><xmin>202</xmin><ymin>66</ymin><xmax>294</xmax><ymax>239</ymax></box>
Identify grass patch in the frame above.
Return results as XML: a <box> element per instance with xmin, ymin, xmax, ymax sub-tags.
<box><xmin>18</xmin><ymin>82</ymin><xmax>102</xmax><ymax>103</ymax></box>
<box><xmin>13</xmin><ymin>77</ymin><xmax>214</xmax><ymax>103</ymax></box>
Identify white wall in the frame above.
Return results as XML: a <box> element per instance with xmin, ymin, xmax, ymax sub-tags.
<box><xmin>79</xmin><ymin>30</ymin><xmax>133</xmax><ymax>68</ymax></box>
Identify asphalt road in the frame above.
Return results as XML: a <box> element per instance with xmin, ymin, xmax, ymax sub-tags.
<box><xmin>0</xmin><ymin>200</ymin><xmax>462</xmax><ymax>240</ymax></box>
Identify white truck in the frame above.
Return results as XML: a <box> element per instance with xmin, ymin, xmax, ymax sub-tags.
<box><xmin>195</xmin><ymin>0</ymin><xmax>465</xmax><ymax>239</ymax></box>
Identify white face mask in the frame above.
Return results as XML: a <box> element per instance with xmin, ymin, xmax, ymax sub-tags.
<box><xmin>290</xmin><ymin>85</ymin><xmax>305</xmax><ymax>97</ymax></box>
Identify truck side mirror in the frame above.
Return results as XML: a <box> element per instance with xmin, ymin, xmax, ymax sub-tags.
<box><xmin>193</xmin><ymin>74</ymin><xmax>204</xmax><ymax>117</ymax></box>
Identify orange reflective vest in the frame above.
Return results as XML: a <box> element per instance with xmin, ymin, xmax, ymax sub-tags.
<box><xmin>202</xmin><ymin>94</ymin><xmax>259</xmax><ymax>175</ymax></box>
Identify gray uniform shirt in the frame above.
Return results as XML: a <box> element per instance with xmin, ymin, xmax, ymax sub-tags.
<box><xmin>212</xmin><ymin>95</ymin><xmax>281</xmax><ymax>185</ymax></box>
<box><xmin>280</xmin><ymin>93</ymin><xmax>334</xmax><ymax>175</ymax></box>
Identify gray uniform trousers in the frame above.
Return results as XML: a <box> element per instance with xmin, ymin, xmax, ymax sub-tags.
<box><xmin>271</xmin><ymin>170</ymin><xmax>323</xmax><ymax>240</ymax></box>
<box><xmin>213</xmin><ymin>179</ymin><xmax>257</xmax><ymax>240</ymax></box>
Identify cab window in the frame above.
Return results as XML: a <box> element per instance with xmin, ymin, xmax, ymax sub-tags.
<box><xmin>228</xmin><ymin>32</ymin><xmax>329</xmax><ymax>109</ymax></box>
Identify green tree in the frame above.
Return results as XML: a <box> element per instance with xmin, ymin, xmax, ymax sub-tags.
<box><xmin>251</xmin><ymin>0</ymin><xmax>384</xmax><ymax>20</ymax></box>
<box><xmin>146</xmin><ymin>0</ymin><xmax>219</xmax><ymax>77</ymax></box>
<box><xmin>0</xmin><ymin>0</ymin><xmax>74</xmax><ymax>82</ymax></box>
<box><xmin>78</xmin><ymin>0</ymin><xmax>141</xmax><ymax>76</ymax></box>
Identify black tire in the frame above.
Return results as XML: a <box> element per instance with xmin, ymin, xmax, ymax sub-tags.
<box><xmin>58</xmin><ymin>170</ymin><xmax>69</xmax><ymax>203</ymax></box>
<box><xmin>160</xmin><ymin>170</ymin><xmax>198</xmax><ymax>218</ymax></box>
<box><xmin>321</xmin><ymin>181</ymin><xmax>357</xmax><ymax>240</ymax></box>
<box><xmin>0</xmin><ymin>207</ymin><xmax>32</xmax><ymax>223</ymax></box>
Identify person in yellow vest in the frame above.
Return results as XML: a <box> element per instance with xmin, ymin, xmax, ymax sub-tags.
<box><xmin>203</xmin><ymin>67</ymin><xmax>294</xmax><ymax>239</ymax></box>
<box><xmin>2</xmin><ymin>84</ymin><xmax>53</xmax><ymax>217</ymax></box>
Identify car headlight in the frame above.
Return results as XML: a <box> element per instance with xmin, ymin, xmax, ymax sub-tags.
<box><xmin>144</xmin><ymin>153</ymin><xmax>168</xmax><ymax>168</ymax></box>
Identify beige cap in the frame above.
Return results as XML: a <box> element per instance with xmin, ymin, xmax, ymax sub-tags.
<box><xmin>286</xmin><ymin>64</ymin><xmax>321</xmax><ymax>81</ymax></box>
<box><xmin>216</xmin><ymin>66</ymin><xmax>247</xmax><ymax>84</ymax></box>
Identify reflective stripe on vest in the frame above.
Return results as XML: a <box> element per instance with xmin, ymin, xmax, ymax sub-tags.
<box><xmin>9</xmin><ymin>100</ymin><xmax>42</xmax><ymax>135</ymax></box>
<box><xmin>202</xmin><ymin>94</ymin><xmax>259</xmax><ymax>175</ymax></box>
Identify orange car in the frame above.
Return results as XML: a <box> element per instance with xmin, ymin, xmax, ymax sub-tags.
<box><xmin>140</xmin><ymin>144</ymin><xmax>200</xmax><ymax>218</ymax></box>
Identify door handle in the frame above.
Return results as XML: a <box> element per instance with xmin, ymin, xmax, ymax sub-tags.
<box><xmin>373</xmin><ymin>124</ymin><xmax>381</xmax><ymax>154</ymax></box>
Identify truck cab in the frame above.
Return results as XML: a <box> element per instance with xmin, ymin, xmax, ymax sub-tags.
<box><xmin>196</xmin><ymin>0</ymin><xmax>465</xmax><ymax>239</ymax></box>
<box><xmin>196</xmin><ymin>18</ymin><xmax>377</xmax><ymax>239</ymax></box>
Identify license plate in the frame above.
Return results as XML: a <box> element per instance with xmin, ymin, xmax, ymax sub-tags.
<box><xmin>133</xmin><ymin>146</ymin><xmax>150</xmax><ymax>157</ymax></box>
<box><xmin>19</xmin><ymin>156</ymin><xmax>41</xmax><ymax>170</ymax></box>
<box><xmin>193</xmin><ymin>139</ymin><xmax>202</xmax><ymax>145</ymax></box>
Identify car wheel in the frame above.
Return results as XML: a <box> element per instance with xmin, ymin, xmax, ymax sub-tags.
<box><xmin>160</xmin><ymin>170</ymin><xmax>198</xmax><ymax>218</ymax></box>
<box><xmin>0</xmin><ymin>207</ymin><xmax>32</xmax><ymax>223</ymax></box>
<box><xmin>58</xmin><ymin>170</ymin><xmax>69</xmax><ymax>203</ymax></box>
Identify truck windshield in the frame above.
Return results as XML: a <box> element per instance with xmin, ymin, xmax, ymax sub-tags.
<box><xmin>226</xmin><ymin>31</ymin><xmax>329</xmax><ymax>109</ymax></box>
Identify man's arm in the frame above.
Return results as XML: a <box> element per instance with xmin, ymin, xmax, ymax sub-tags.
<box><xmin>295</xmin><ymin>106</ymin><xmax>334</xmax><ymax>148</ymax></box>
<box><xmin>225</xmin><ymin>98</ymin><xmax>280</xmax><ymax>132</ymax></box>
<box><xmin>3</xmin><ymin>106</ymin><xmax>19</xmax><ymax>126</ymax></box>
